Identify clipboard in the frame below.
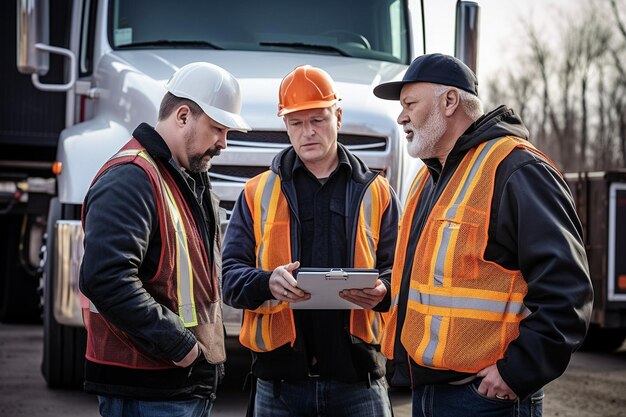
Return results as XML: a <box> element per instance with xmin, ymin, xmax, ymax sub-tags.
<box><xmin>290</xmin><ymin>268</ymin><xmax>379</xmax><ymax>310</ymax></box>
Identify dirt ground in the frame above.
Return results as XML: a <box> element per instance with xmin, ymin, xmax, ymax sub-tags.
<box><xmin>542</xmin><ymin>342</ymin><xmax>626</xmax><ymax>417</ymax></box>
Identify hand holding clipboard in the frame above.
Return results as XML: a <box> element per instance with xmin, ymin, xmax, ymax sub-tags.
<box><xmin>268</xmin><ymin>261</ymin><xmax>311</xmax><ymax>303</ymax></box>
<box><xmin>291</xmin><ymin>268</ymin><xmax>383</xmax><ymax>310</ymax></box>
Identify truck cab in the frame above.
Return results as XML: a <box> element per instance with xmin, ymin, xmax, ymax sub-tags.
<box><xmin>9</xmin><ymin>0</ymin><xmax>479</xmax><ymax>387</ymax></box>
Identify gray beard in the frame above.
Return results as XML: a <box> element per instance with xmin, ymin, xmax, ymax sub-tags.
<box><xmin>405</xmin><ymin>106</ymin><xmax>447</xmax><ymax>159</ymax></box>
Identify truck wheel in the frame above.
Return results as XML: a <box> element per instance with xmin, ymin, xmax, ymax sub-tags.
<box><xmin>0</xmin><ymin>215</ymin><xmax>41</xmax><ymax>323</ymax></box>
<box><xmin>40</xmin><ymin>198</ymin><xmax>86</xmax><ymax>388</ymax></box>
<box><xmin>581</xmin><ymin>324</ymin><xmax>626</xmax><ymax>352</ymax></box>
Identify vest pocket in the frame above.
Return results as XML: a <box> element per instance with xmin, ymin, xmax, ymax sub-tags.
<box><xmin>433</xmin><ymin>217</ymin><xmax>480</xmax><ymax>281</ymax></box>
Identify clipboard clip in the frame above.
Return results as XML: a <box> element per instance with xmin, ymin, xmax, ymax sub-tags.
<box><xmin>325</xmin><ymin>269</ymin><xmax>348</xmax><ymax>280</ymax></box>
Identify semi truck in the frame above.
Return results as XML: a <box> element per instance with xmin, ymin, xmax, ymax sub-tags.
<box><xmin>2</xmin><ymin>0</ymin><xmax>482</xmax><ymax>388</ymax></box>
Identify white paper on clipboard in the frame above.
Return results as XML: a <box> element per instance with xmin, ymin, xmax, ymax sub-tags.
<box><xmin>290</xmin><ymin>268</ymin><xmax>379</xmax><ymax>309</ymax></box>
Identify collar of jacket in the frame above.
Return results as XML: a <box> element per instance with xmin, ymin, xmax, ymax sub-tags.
<box><xmin>271</xmin><ymin>142</ymin><xmax>376</xmax><ymax>184</ymax></box>
<box><xmin>132</xmin><ymin>122</ymin><xmax>173</xmax><ymax>160</ymax></box>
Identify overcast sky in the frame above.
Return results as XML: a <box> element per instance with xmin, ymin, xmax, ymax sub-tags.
<box><xmin>424</xmin><ymin>0</ymin><xmax>572</xmax><ymax>90</ymax></box>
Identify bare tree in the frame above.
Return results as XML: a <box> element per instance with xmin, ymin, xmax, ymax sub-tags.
<box><xmin>609</xmin><ymin>0</ymin><xmax>626</xmax><ymax>166</ymax></box>
<box><xmin>575</xmin><ymin>4</ymin><xmax>612</xmax><ymax>169</ymax></box>
<box><xmin>486</xmin><ymin>0</ymin><xmax>626</xmax><ymax>171</ymax></box>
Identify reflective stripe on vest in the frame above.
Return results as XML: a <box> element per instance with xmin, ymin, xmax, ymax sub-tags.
<box><xmin>102</xmin><ymin>149</ymin><xmax>198</xmax><ymax>327</ymax></box>
<box><xmin>239</xmin><ymin>170</ymin><xmax>391</xmax><ymax>352</ymax></box>
<box><xmin>384</xmin><ymin>136</ymin><xmax>557</xmax><ymax>372</ymax></box>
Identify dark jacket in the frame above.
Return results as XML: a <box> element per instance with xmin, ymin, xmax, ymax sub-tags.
<box><xmin>79</xmin><ymin>123</ymin><xmax>221</xmax><ymax>400</ymax></box>
<box><xmin>222</xmin><ymin>144</ymin><xmax>400</xmax><ymax>381</ymax></box>
<box><xmin>392</xmin><ymin>106</ymin><xmax>593</xmax><ymax>400</ymax></box>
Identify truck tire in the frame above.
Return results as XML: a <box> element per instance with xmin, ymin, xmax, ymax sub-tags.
<box><xmin>41</xmin><ymin>198</ymin><xmax>86</xmax><ymax>388</ymax></box>
<box><xmin>581</xmin><ymin>324</ymin><xmax>626</xmax><ymax>352</ymax></box>
<box><xmin>0</xmin><ymin>215</ymin><xmax>41</xmax><ymax>323</ymax></box>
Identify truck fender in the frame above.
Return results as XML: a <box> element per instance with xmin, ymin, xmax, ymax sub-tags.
<box><xmin>56</xmin><ymin>119</ymin><xmax>131</xmax><ymax>205</ymax></box>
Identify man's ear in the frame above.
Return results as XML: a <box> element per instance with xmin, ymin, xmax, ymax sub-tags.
<box><xmin>443</xmin><ymin>89</ymin><xmax>461</xmax><ymax>117</ymax></box>
<box><xmin>336</xmin><ymin>107</ymin><xmax>343</xmax><ymax>129</ymax></box>
<box><xmin>175</xmin><ymin>105</ymin><xmax>191</xmax><ymax>127</ymax></box>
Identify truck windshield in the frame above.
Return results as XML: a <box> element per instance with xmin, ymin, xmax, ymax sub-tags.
<box><xmin>109</xmin><ymin>0</ymin><xmax>409</xmax><ymax>64</ymax></box>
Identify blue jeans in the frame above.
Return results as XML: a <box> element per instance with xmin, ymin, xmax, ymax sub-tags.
<box><xmin>254</xmin><ymin>377</ymin><xmax>392</xmax><ymax>417</ymax></box>
<box><xmin>97</xmin><ymin>396</ymin><xmax>213</xmax><ymax>417</ymax></box>
<box><xmin>411</xmin><ymin>379</ymin><xmax>543</xmax><ymax>417</ymax></box>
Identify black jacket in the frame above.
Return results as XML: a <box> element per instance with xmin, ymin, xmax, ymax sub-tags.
<box><xmin>392</xmin><ymin>106</ymin><xmax>593</xmax><ymax>400</ymax></box>
<box><xmin>222</xmin><ymin>144</ymin><xmax>400</xmax><ymax>381</ymax></box>
<box><xmin>79</xmin><ymin>123</ymin><xmax>221</xmax><ymax>400</ymax></box>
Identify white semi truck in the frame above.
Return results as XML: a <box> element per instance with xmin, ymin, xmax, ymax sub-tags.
<box><xmin>4</xmin><ymin>0</ymin><xmax>480</xmax><ymax>387</ymax></box>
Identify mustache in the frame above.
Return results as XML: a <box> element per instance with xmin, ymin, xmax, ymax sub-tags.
<box><xmin>204</xmin><ymin>147</ymin><xmax>221</xmax><ymax>158</ymax></box>
<box><xmin>403</xmin><ymin>123</ymin><xmax>415</xmax><ymax>134</ymax></box>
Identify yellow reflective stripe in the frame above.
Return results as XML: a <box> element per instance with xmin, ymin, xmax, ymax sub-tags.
<box><xmin>253</xmin><ymin>172</ymin><xmax>271</xmax><ymax>268</ymax></box>
<box><xmin>163</xmin><ymin>181</ymin><xmax>197</xmax><ymax>327</ymax></box>
<box><xmin>263</xmin><ymin>173</ymin><xmax>283</xmax><ymax>266</ymax></box>
<box><xmin>250</xmin><ymin>171</ymin><xmax>286</xmax><ymax>317</ymax></box>
<box><xmin>408</xmin><ymin>166</ymin><xmax>429</xmax><ymax>201</ymax></box>
<box><xmin>254</xmin><ymin>314</ymin><xmax>267</xmax><ymax>351</ymax></box>
<box><xmin>110</xmin><ymin>149</ymin><xmax>142</xmax><ymax>159</ymax></box>
<box><xmin>136</xmin><ymin>152</ymin><xmax>197</xmax><ymax>327</ymax></box>
<box><xmin>253</xmin><ymin>171</ymin><xmax>283</xmax><ymax>269</ymax></box>
<box><xmin>408</xmin><ymin>288</ymin><xmax>530</xmax><ymax>317</ymax></box>
<box><xmin>358</xmin><ymin>186</ymin><xmax>376</xmax><ymax>267</ymax></box>
<box><xmin>432</xmin><ymin>139</ymin><xmax>507</xmax><ymax>288</ymax></box>
<box><xmin>390</xmin><ymin>294</ymin><xmax>400</xmax><ymax>309</ymax></box>
<box><xmin>371</xmin><ymin>311</ymin><xmax>381</xmax><ymax>342</ymax></box>
<box><xmin>414</xmin><ymin>315</ymin><xmax>435</xmax><ymax>367</ymax></box>
<box><xmin>408</xmin><ymin>298</ymin><xmax>528</xmax><ymax>322</ymax></box>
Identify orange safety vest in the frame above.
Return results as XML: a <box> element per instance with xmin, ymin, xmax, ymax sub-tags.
<box><xmin>239</xmin><ymin>170</ymin><xmax>391</xmax><ymax>352</ymax></box>
<box><xmin>81</xmin><ymin>139</ymin><xmax>225</xmax><ymax>369</ymax></box>
<box><xmin>382</xmin><ymin>136</ymin><xmax>558</xmax><ymax>373</ymax></box>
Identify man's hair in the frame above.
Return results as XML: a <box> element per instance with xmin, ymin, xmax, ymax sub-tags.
<box><xmin>434</xmin><ymin>85</ymin><xmax>484</xmax><ymax>121</ymax></box>
<box><xmin>158</xmin><ymin>92</ymin><xmax>204</xmax><ymax>121</ymax></box>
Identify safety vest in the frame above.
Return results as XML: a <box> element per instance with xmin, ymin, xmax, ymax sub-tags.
<box><xmin>239</xmin><ymin>170</ymin><xmax>391</xmax><ymax>352</ymax></box>
<box><xmin>81</xmin><ymin>138</ymin><xmax>225</xmax><ymax>369</ymax></box>
<box><xmin>382</xmin><ymin>136</ymin><xmax>558</xmax><ymax>373</ymax></box>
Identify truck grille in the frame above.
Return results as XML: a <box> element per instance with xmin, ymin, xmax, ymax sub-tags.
<box><xmin>227</xmin><ymin>130</ymin><xmax>387</xmax><ymax>151</ymax></box>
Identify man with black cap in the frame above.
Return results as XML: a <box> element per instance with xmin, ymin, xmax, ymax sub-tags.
<box><xmin>373</xmin><ymin>53</ymin><xmax>593</xmax><ymax>416</ymax></box>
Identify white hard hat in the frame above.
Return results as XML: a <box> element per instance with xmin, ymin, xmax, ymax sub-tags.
<box><xmin>166</xmin><ymin>62</ymin><xmax>250</xmax><ymax>132</ymax></box>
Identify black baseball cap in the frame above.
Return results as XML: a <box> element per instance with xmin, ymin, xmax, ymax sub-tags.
<box><xmin>373</xmin><ymin>53</ymin><xmax>478</xmax><ymax>100</ymax></box>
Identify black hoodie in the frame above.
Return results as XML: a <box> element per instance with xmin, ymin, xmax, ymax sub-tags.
<box><xmin>391</xmin><ymin>106</ymin><xmax>593</xmax><ymax>400</ymax></box>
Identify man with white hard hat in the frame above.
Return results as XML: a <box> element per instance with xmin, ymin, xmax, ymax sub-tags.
<box><xmin>79</xmin><ymin>62</ymin><xmax>249</xmax><ymax>417</ymax></box>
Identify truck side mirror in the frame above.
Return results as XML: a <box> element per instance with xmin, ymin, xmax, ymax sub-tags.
<box><xmin>16</xmin><ymin>0</ymin><xmax>76</xmax><ymax>92</ymax></box>
<box><xmin>455</xmin><ymin>0</ymin><xmax>480</xmax><ymax>74</ymax></box>
<box><xmin>17</xmin><ymin>0</ymin><xmax>50</xmax><ymax>75</ymax></box>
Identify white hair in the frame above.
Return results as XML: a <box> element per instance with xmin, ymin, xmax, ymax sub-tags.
<box><xmin>433</xmin><ymin>85</ymin><xmax>484</xmax><ymax>121</ymax></box>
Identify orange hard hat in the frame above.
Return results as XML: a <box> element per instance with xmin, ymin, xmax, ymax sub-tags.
<box><xmin>277</xmin><ymin>65</ymin><xmax>341</xmax><ymax>116</ymax></box>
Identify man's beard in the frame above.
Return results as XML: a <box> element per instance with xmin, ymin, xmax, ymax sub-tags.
<box><xmin>185</xmin><ymin>127</ymin><xmax>221</xmax><ymax>173</ymax></box>
<box><xmin>187</xmin><ymin>147</ymin><xmax>220</xmax><ymax>172</ymax></box>
<box><xmin>405</xmin><ymin>105</ymin><xmax>447</xmax><ymax>159</ymax></box>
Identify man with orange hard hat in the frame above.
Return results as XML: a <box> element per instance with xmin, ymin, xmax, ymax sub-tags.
<box><xmin>222</xmin><ymin>65</ymin><xmax>400</xmax><ymax>416</ymax></box>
